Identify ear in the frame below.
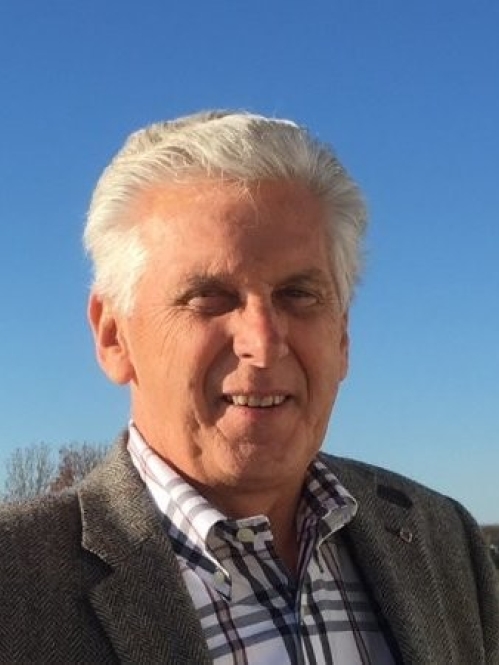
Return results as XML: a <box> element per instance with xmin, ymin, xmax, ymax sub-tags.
<box><xmin>87</xmin><ymin>292</ymin><xmax>135</xmax><ymax>385</ymax></box>
<box><xmin>339</xmin><ymin>312</ymin><xmax>349</xmax><ymax>381</ymax></box>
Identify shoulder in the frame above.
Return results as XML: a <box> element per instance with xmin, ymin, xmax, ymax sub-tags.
<box><xmin>320</xmin><ymin>452</ymin><xmax>494</xmax><ymax>557</ymax></box>
<box><xmin>321</xmin><ymin>452</ymin><xmax>432</xmax><ymax>491</ymax></box>
<box><xmin>321</xmin><ymin>454</ymin><xmax>499</xmax><ymax>660</ymax></box>
<box><xmin>0</xmin><ymin>490</ymin><xmax>118</xmax><ymax>661</ymax></box>
<box><xmin>321</xmin><ymin>452</ymin><xmax>496</xmax><ymax>577</ymax></box>
<box><xmin>321</xmin><ymin>452</ymin><xmax>463</xmax><ymax>512</ymax></box>
<box><xmin>0</xmin><ymin>493</ymin><xmax>84</xmax><ymax>640</ymax></box>
<box><xmin>0</xmin><ymin>490</ymin><xmax>83</xmax><ymax>578</ymax></box>
<box><xmin>0</xmin><ymin>489</ymin><xmax>80</xmax><ymax>538</ymax></box>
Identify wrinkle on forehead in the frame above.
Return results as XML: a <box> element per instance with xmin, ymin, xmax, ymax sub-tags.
<box><xmin>132</xmin><ymin>179</ymin><xmax>250</xmax><ymax>252</ymax></box>
<box><xmin>135</xmin><ymin>178</ymin><xmax>249</xmax><ymax>223</ymax></box>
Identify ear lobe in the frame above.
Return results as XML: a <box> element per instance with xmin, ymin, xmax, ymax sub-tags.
<box><xmin>88</xmin><ymin>293</ymin><xmax>134</xmax><ymax>385</ymax></box>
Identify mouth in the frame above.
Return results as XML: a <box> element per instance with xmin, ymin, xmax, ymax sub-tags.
<box><xmin>223</xmin><ymin>394</ymin><xmax>288</xmax><ymax>408</ymax></box>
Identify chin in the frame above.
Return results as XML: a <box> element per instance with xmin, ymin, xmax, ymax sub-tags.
<box><xmin>219</xmin><ymin>449</ymin><xmax>304</xmax><ymax>486</ymax></box>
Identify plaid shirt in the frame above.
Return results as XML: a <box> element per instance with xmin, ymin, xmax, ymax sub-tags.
<box><xmin>128</xmin><ymin>426</ymin><xmax>395</xmax><ymax>664</ymax></box>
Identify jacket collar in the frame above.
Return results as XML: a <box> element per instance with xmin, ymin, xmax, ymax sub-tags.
<box><xmin>77</xmin><ymin>438</ymin><xmax>454</xmax><ymax>665</ymax></box>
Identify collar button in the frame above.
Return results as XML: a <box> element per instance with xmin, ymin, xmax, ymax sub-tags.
<box><xmin>236</xmin><ymin>527</ymin><xmax>255</xmax><ymax>544</ymax></box>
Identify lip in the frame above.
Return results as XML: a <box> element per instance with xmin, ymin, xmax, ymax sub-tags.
<box><xmin>216</xmin><ymin>396</ymin><xmax>292</xmax><ymax>425</ymax></box>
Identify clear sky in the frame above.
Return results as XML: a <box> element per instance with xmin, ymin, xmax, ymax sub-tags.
<box><xmin>1</xmin><ymin>1</ymin><xmax>498</xmax><ymax>523</ymax></box>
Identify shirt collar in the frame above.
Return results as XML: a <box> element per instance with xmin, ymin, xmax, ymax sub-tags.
<box><xmin>128</xmin><ymin>424</ymin><xmax>225</xmax><ymax>548</ymax></box>
<box><xmin>299</xmin><ymin>457</ymin><xmax>358</xmax><ymax>542</ymax></box>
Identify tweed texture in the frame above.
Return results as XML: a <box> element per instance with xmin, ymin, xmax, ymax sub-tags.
<box><xmin>0</xmin><ymin>435</ymin><xmax>498</xmax><ymax>664</ymax></box>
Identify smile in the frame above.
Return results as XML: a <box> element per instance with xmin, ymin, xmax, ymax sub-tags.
<box><xmin>224</xmin><ymin>395</ymin><xmax>287</xmax><ymax>407</ymax></box>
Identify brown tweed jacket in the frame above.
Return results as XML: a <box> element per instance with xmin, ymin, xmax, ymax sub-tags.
<box><xmin>1</xmin><ymin>435</ymin><xmax>498</xmax><ymax>664</ymax></box>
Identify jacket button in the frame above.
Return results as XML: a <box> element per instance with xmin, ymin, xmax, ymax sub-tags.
<box><xmin>399</xmin><ymin>527</ymin><xmax>413</xmax><ymax>543</ymax></box>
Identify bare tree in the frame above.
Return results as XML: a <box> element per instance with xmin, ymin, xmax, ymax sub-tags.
<box><xmin>3</xmin><ymin>441</ymin><xmax>110</xmax><ymax>502</ymax></box>
<box><xmin>49</xmin><ymin>442</ymin><xmax>109</xmax><ymax>492</ymax></box>
<box><xmin>3</xmin><ymin>443</ymin><xmax>55</xmax><ymax>503</ymax></box>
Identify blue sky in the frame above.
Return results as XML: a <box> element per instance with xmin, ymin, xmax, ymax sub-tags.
<box><xmin>1</xmin><ymin>1</ymin><xmax>498</xmax><ymax>523</ymax></box>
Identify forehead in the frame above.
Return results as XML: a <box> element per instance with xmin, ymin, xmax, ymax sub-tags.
<box><xmin>136</xmin><ymin>178</ymin><xmax>333</xmax><ymax>281</ymax></box>
<box><xmin>138</xmin><ymin>178</ymin><xmax>323</xmax><ymax>222</ymax></box>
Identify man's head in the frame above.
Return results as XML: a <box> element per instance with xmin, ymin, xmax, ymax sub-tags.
<box><xmin>84</xmin><ymin>111</ymin><xmax>366</xmax><ymax>316</ymax></box>
<box><xmin>85</xmin><ymin>111</ymin><xmax>366</xmax><ymax>514</ymax></box>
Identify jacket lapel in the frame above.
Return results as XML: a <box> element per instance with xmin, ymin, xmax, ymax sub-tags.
<box><xmin>328</xmin><ymin>457</ymin><xmax>455</xmax><ymax>665</ymax></box>
<box><xmin>78</xmin><ymin>439</ymin><xmax>211</xmax><ymax>665</ymax></box>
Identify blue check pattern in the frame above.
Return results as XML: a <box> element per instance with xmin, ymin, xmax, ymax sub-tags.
<box><xmin>128</xmin><ymin>425</ymin><xmax>395</xmax><ymax>664</ymax></box>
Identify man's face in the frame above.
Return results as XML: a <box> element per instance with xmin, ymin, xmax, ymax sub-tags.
<box><xmin>92</xmin><ymin>179</ymin><xmax>348</xmax><ymax>500</ymax></box>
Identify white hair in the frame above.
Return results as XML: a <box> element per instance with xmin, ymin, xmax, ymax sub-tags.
<box><xmin>84</xmin><ymin>110</ymin><xmax>367</xmax><ymax>314</ymax></box>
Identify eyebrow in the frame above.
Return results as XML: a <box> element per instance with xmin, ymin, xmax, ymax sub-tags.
<box><xmin>185</xmin><ymin>268</ymin><xmax>329</xmax><ymax>286</ymax></box>
<box><xmin>277</xmin><ymin>268</ymin><xmax>331</xmax><ymax>286</ymax></box>
<box><xmin>172</xmin><ymin>274</ymin><xmax>234</xmax><ymax>305</ymax></box>
<box><xmin>181</xmin><ymin>273</ymin><xmax>234</xmax><ymax>291</ymax></box>
<box><xmin>172</xmin><ymin>267</ymin><xmax>333</xmax><ymax>302</ymax></box>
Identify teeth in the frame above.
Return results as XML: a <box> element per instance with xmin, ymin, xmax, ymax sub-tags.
<box><xmin>228</xmin><ymin>395</ymin><xmax>286</xmax><ymax>407</ymax></box>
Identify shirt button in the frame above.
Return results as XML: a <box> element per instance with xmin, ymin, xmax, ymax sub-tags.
<box><xmin>213</xmin><ymin>570</ymin><xmax>225</xmax><ymax>586</ymax></box>
<box><xmin>236</xmin><ymin>527</ymin><xmax>255</xmax><ymax>543</ymax></box>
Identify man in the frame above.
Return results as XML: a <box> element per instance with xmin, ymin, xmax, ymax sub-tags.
<box><xmin>1</xmin><ymin>111</ymin><xmax>498</xmax><ymax>664</ymax></box>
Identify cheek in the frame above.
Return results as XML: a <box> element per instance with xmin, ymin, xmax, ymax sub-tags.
<box><xmin>194</xmin><ymin>330</ymin><xmax>233</xmax><ymax>393</ymax></box>
<box><xmin>171</xmin><ymin>323</ymin><xmax>231</xmax><ymax>400</ymax></box>
<box><xmin>304</xmin><ymin>320</ymin><xmax>344</xmax><ymax>366</ymax></box>
<box><xmin>127</xmin><ymin>310</ymin><xmax>190</xmax><ymax>385</ymax></box>
<box><xmin>302</xmin><ymin>329</ymin><xmax>346</xmax><ymax>399</ymax></box>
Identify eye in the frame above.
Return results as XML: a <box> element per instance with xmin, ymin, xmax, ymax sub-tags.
<box><xmin>276</xmin><ymin>287</ymin><xmax>320</xmax><ymax>310</ymax></box>
<box><xmin>187</xmin><ymin>290</ymin><xmax>238</xmax><ymax>316</ymax></box>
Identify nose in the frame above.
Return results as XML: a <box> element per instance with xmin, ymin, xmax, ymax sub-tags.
<box><xmin>232</xmin><ymin>297</ymin><xmax>289</xmax><ymax>368</ymax></box>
